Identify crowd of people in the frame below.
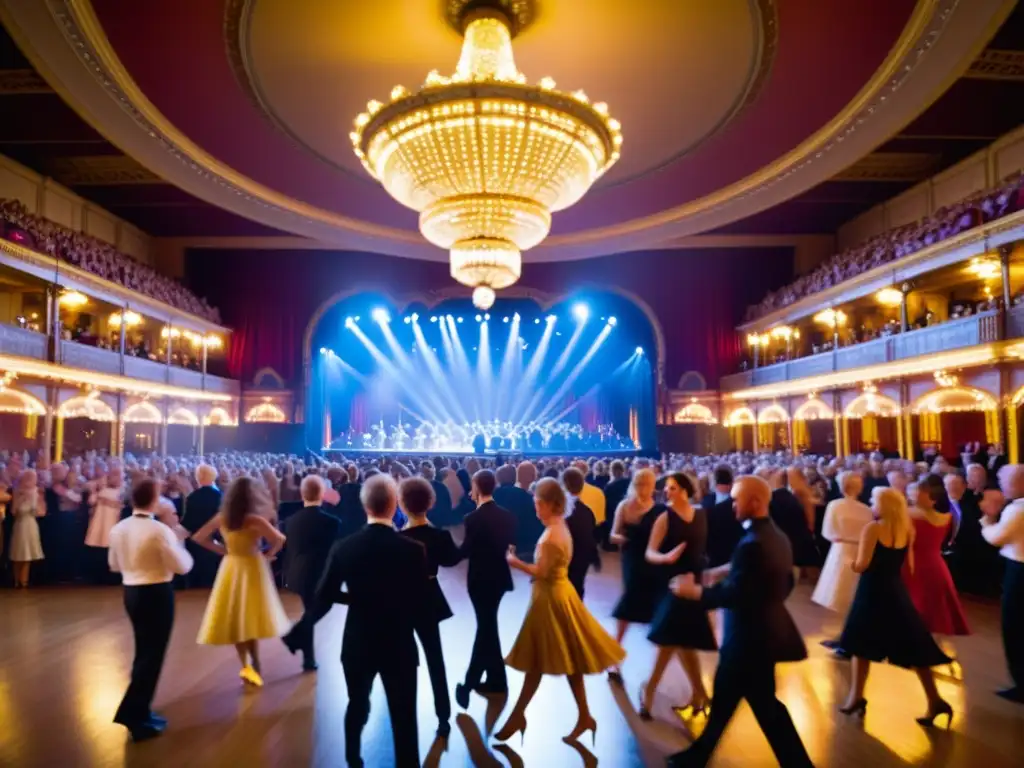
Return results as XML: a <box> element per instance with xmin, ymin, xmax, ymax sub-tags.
<box><xmin>0</xmin><ymin>198</ymin><xmax>220</xmax><ymax>322</ymax></box>
<box><xmin>745</xmin><ymin>172</ymin><xmax>1024</xmax><ymax>321</ymax></box>
<box><xmin>1</xmin><ymin>445</ymin><xmax>1022</xmax><ymax>766</ymax></box>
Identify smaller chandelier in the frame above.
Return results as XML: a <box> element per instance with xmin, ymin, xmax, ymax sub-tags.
<box><xmin>351</xmin><ymin>0</ymin><xmax>621</xmax><ymax>309</ymax></box>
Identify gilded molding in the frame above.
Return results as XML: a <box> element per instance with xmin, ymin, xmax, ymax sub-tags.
<box><xmin>21</xmin><ymin>0</ymin><xmax>1010</xmax><ymax>257</ymax></box>
<box><xmin>46</xmin><ymin>154</ymin><xmax>161</xmax><ymax>185</ymax></box>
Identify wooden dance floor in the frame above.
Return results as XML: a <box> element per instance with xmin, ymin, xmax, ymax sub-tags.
<box><xmin>2</xmin><ymin>551</ymin><xmax>1022</xmax><ymax>767</ymax></box>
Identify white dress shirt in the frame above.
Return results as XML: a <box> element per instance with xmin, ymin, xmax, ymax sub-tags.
<box><xmin>983</xmin><ymin>498</ymin><xmax>1024</xmax><ymax>563</ymax></box>
<box><xmin>108</xmin><ymin>511</ymin><xmax>194</xmax><ymax>586</ymax></box>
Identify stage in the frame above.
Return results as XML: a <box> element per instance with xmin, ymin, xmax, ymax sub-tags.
<box><xmin>2</xmin><ymin>545</ymin><xmax>1020</xmax><ymax>767</ymax></box>
<box><xmin>323</xmin><ymin>446</ymin><xmax>640</xmax><ymax>462</ymax></box>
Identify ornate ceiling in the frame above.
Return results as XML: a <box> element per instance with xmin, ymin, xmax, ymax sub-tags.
<box><xmin>0</xmin><ymin>0</ymin><xmax>1019</xmax><ymax>258</ymax></box>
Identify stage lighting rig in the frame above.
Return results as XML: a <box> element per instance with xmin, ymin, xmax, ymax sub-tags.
<box><xmin>636</xmin><ymin>346</ymin><xmax>644</xmax><ymax>355</ymax></box>
<box><xmin>372</xmin><ymin>308</ymin><xmax>390</xmax><ymax>324</ymax></box>
<box><xmin>607</xmin><ymin>316</ymin><xmax>618</xmax><ymax>327</ymax></box>
<box><xmin>475</xmin><ymin>314</ymin><xmax>482</xmax><ymax>321</ymax></box>
<box><xmin>319</xmin><ymin>347</ymin><xmax>327</xmax><ymax>355</ymax></box>
<box><xmin>411</xmin><ymin>312</ymin><xmax>420</xmax><ymax>323</ymax></box>
<box><xmin>572</xmin><ymin>303</ymin><xmax>589</xmax><ymax>322</ymax></box>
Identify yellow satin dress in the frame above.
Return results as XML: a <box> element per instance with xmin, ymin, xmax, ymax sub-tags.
<box><xmin>505</xmin><ymin>522</ymin><xmax>626</xmax><ymax>675</ymax></box>
<box><xmin>196</xmin><ymin>527</ymin><xmax>289</xmax><ymax>645</ymax></box>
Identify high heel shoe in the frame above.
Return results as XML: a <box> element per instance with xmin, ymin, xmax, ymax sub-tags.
<box><xmin>638</xmin><ymin>686</ymin><xmax>653</xmax><ymax>722</ymax></box>
<box><xmin>494</xmin><ymin>713</ymin><xmax>527</xmax><ymax>745</ymax></box>
<box><xmin>838</xmin><ymin>698</ymin><xmax>867</xmax><ymax>717</ymax></box>
<box><xmin>916</xmin><ymin>699</ymin><xmax>953</xmax><ymax>729</ymax></box>
<box><xmin>563</xmin><ymin>716</ymin><xmax>597</xmax><ymax>746</ymax></box>
<box><xmin>675</xmin><ymin>698</ymin><xmax>711</xmax><ymax>719</ymax></box>
<box><xmin>239</xmin><ymin>665</ymin><xmax>264</xmax><ymax>687</ymax></box>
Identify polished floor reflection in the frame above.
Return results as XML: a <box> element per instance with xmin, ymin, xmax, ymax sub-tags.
<box><xmin>1</xmin><ymin>551</ymin><xmax>1022</xmax><ymax>767</ymax></box>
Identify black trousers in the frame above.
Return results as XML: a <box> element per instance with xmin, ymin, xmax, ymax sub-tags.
<box><xmin>285</xmin><ymin>588</ymin><xmax>331</xmax><ymax>662</ymax></box>
<box><xmin>415</xmin><ymin>619</ymin><xmax>451</xmax><ymax>723</ymax></box>
<box><xmin>671</xmin><ymin>656</ymin><xmax>812</xmax><ymax>768</ymax></box>
<box><xmin>1003</xmin><ymin>559</ymin><xmax>1024</xmax><ymax>690</ymax></box>
<box><xmin>464</xmin><ymin>589</ymin><xmax>507</xmax><ymax>691</ymax></box>
<box><xmin>342</xmin><ymin>656</ymin><xmax>418</xmax><ymax>767</ymax></box>
<box><xmin>114</xmin><ymin>582</ymin><xmax>175</xmax><ymax>728</ymax></box>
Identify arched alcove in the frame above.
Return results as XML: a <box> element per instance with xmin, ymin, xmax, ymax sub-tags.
<box><xmin>123</xmin><ymin>401</ymin><xmax>163</xmax><ymax>424</ymax></box>
<box><xmin>0</xmin><ymin>388</ymin><xmax>47</xmax><ymax>454</ymax></box>
<box><xmin>246</xmin><ymin>401</ymin><xmax>287</xmax><ymax>423</ymax></box>
<box><xmin>910</xmin><ymin>386</ymin><xmax>998</xmax><ymax>459</ymax></box>
<box><xmin>724</xmin><ymin>405</ymin><xmax>755</xmax><ymax>452</ymax></box>
<box><xmin>792</xmin><ymin>397</ymin><xmax>834</xmax><ymax>454</ymax></box>
<box><xmin>844</xmin><ymin>392</ymin><xmax>901</xmax><ymax>455</ymax></box>
<box><xmin>673</xmin><ymin>401</ymin><xmax>716</xmax><ymax>424</ymax></box>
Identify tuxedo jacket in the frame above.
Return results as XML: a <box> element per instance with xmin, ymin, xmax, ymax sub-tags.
<box><xmin>283</xmin><ymin>505</ymin><xmax>341</xmax><ymax>597</ymax></box>
<box><xmin>461</xmin><ymin>500</ymin><xmax>517</xmax><ymax>596</ymax></box>
<box><xmin>181</xmin><ymin>486</ymin><xmax>222</xmax><ymax>534</ymax></box>
<box><xmin>316</xmin><ymin>523</ymin><xmax>430</xmax><ymax>669</ymax></box>
<box><xmin>566</xmin><ymin>500</ymin><xmax>600</xmax><ymax>592</ymax></box>
<box><xmin>700</xmin><ymin>517</ymin><xmax>806</xmax><ymax>664</ymax></box>
<box><xmin>400</xmin><ymin>524</ymin><xmax>462</xmax><ymax>622</ymax></box>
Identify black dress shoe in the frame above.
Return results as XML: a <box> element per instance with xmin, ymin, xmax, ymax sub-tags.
<box><xmin>436</xmin><ymin>720</ymin><xmax>451</xmax><ymax>738</ymax></box>
<box><xmin>302</xmin><ymin>661</ymin><xmax>319</xmax><ymax>672</ymax></box>
<box><xmin>819</xmin><ymin>639</ymin><xmax>839</xmax><ymax>650</ymax></box>
<box><xmin>455</xmin><ymin>683</ymin><xmax>470</xmax><ymax>709</ymax></box>
<box><xmin>146</xmin><ymin>713</ymin><xmax>168</xmax><ymax>728</ymax></box>
<box><xmin>996</xmin><ymin>687</ymin><xmax>1024</xmax><ymax>704</ymax></box>
<box><xmin>127</xmin><ymin>724</ymin><xmax>164</xmax><ymax>743</ymax></box>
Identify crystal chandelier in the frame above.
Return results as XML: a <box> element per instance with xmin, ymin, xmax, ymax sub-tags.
<box><xmin>351</xmin><ymin>0</ymin><xmax>621</xmax><ymax>309</ymax></box>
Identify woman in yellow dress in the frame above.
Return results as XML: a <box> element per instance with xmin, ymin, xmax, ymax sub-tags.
<box><xmin>193</xmin><ymin>477</ymin><xmax>289</xmax><ymax>686</ymax></box>
<box><xmin>496</xmin><ymin>478</ymin><xmax>626</xmax><ymax>745</ymax></box>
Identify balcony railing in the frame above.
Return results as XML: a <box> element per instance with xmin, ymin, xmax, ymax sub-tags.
<box><xmin>720</xmin><ymin>309</ymin><xmax>1001</xmax><ymax>392</ymax></box>
<box><xmin>1</xmin><ymin>323</ymin><xmax>239</xmax><ymax>396</ymax></box>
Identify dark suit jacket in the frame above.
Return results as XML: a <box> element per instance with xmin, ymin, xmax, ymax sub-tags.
<box><xmin>336</xmin><ymin>483</ymin><xmax>365</xmax><ymax>539</ymax></box>
<box><xmin>283</xmin><ymin>505</ymin><xmax>341</xmax><ymax>597</ymax></box>
<box><xmin>705</xmin><ymin>498</ymin><xmax>744</xmax><ymax>568</ymax></box>
<box><xmin>316</xmin><ymin>523</ymin><xmax>430</xmax><ymax>669</ymax></box>
<box><xmin>494</xmin><ymin>483</ymin><xmax>543</xmax><ymax>556</ymax></box>
<box><xmin>181</xmin><ymin>485</ymin><xmax>222</xmax><ymax>533</ymax></box>
<box><xmin>461</xmin><ymin>500</ymin><xmax>517</xmax><ymax>596</ymax></box>
<box><xmin>604</xmin><ymin>477</ymin><xmax>630</xmax><ymax>522</ymax></box>
<box><xmin>400</xmin><ymin>524</ymin><xmax>462</xmax><ymax>622</ymax></box>
<box><xmin>427</xmin><ymin>480</ymin><xmax>453</xmax><ymax>527</ymax></box>
<box><xmin>566</xmin><ymin>499</ymin><xmax>600</xmax><ymax>594</ymax></box>
<box><xmin>700</xmin><ymin>517</ymin><xmax>806</xmax><ymax>664</ymax></box>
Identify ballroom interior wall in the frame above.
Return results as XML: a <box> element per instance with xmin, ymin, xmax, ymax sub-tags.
<box><xmin>184</xmin><ymin>246</ymin><xmax>794</xmax><ymax>389</ymax></box>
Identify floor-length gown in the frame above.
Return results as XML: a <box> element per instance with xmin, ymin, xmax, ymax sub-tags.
<box><xmin>506</xmin><ymin>522</ymin><xmax>625</xmax><ymax>675</ymax></box>
<box><xmin>197</xmin><ymin>527</ymin><xmax>289</xmax><ymax>645</ymax></box>
<box><xmin>611</xmin><ymin>502</ymin><xmax>664</xmax><ymax>623</ymax></box>
<box><xmin>812</xmin><ymin>498</ymin><xmax>874</xmax><ymax>614</ymax></box>
<box><xmin>647</xmin><ymin>508</ymin><xmax>717</xmax><ymax>650</ymax></box>
<box><xmin>902</xmin><ymin>514</ymin><xmax>971</xmax><ymax>636</ymax></box>
<box><xmin>10</xmin><ymin>497</ymin><xmax>43</xmax><ymax>562</ymax></box>
<box><xmin>839</xmin><ymin>542</ymin><xmax>951</xmax><ymax>668</ymax></box>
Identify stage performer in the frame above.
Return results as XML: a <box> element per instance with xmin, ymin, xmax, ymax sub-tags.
<box><xmin>456</xmin><ymin>469</ymin><xmax>517</xmax><ymax>707</ymax></box>
<box><xmin>108</xmin><ymin>477</ymin><xmax>193</xmax><ymax>742</ymax></box>
<box><xmin>667</xmin><ymin>476</ymin><xmax>813</xmax><ymax>768</ymax></box>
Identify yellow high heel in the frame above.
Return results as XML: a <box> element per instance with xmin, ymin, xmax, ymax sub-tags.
<box><xmin>239</xmin><ymin>665</ymin><xmax>264</xmax><ymax>687</ymax></box>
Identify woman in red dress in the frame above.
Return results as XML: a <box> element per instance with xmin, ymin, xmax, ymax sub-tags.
<box><xmin>902</xmin><ymin>474</ymin><xmax>970</xmax><ymax>641</ymax></box>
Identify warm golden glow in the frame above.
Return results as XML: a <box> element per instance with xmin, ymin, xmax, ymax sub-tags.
<box><xmin>934</xmin><ymin>369</ymin><xmax>959</xmax><ymax>388</ymax></box>
<box><xmin>911</xmin><ymin>386</ymin><xmax>997</xmax><ymax>414</ymax></box>
<box><xmin>844</xmin><ymin>391</ymin><xmax>900</xmax><ymax>419</ymax></box>
<box><xmin>0</xmin><ymin>388</ymin><xmax>47</xmax><ymax>416</ymax></box>
<box><xmin>770</xmin><ymin>325</ymin><xmax>794</xmax><ymax>340</ymax></box>
<box><xmin>0</xmin><ymin>353</ymin><xmax>232</xmax><ymax>402</ymax></box>
<box><xmin>59</xmin><ymin>291</ymin><xmax>89</xmax><ymax>309</ymax></box>
<box><xmin>724</xmin><ymin>406</ymin><xmax>756</xmax><ymax>426</ymax></box>
<box><xmin>204</xmin><ymin>406</ymin><xmax>236</xmax><ymax>426</ymax></box>
<box><xmin>758</xmin><ymin>403</ymin><xmax>789</xmax><ymax>424</ymax></box>
<box><xmin>245</xmin><ymin>400</ymin><xmax>287</xmax><ymax>424</ymax></box>
<box><xmin>183</xmin><ymin>331</ymin><xmax>223</xmax><ymax>349</ymax></box>
<box><xmin>168</xmin><ymin>407</ymin><xmax>200</xmax><ymax>426</ymax></box>
<box><xmin>161</xmin><ymin>326</ymin><xmax>182</xmax><ymax>339</ymax></box>
<box><xmin>813</xmin><ymin>308</ymin><xmax>847</xmax><ymax>327</ymax></box>
<box><xmin>875</xmin><ymin>287</ymin><xmax>903</xmax><ymax>307</ymax></box>
<box><xmin>109</xmin><ymin>310</ymin><xmax>142</xmax><ymax>328</ymax></box>
<box><xmin>673</xmin><ymin>399</ymin><xmax>716</xmax><ymax>424</ymax></box>
<box><xmin>967</xmin><ymin>257</ymin><xmax>1000</xmax><ymax>281</ymax></box>
<box><xmin>123</xmin><ymin>401</ymin><xmax>163</xmax><ymax>424</ymax></box>
<box><xmin>352</xmin><ymin>13</ymin><xmax>620</xmax><ymax>308</ymax></box>
<box><xmin>58</xmin><ymin>393</ymin><xmax>116</xmax><ymax>421</ymax></box>
<box><xmin>793</xmin><ymin>397</ymin><xmax>834</xmax><ymax>421</ymax></box>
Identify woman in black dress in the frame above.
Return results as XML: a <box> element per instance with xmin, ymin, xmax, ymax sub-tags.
<box><xmin>608</xmin><ymin>468</ymin><xmax>663</xmax><ymax>683</ymax></box>
<box><xmin>398</xmin><ymin>476</ymin><xmax>463</xmax><ymax>739</ymax></box>
<box><xmin>838</xmin><ymin>487</ymin><xmax>953</xmax><ymax>727</ymax></box>
<box><xmin>639</xmin><ymin>473</ymin><xmax>716</xmax><ymax>720</ymax></box>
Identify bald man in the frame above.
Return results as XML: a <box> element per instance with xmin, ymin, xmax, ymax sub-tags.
<box><xmin>668</xmin><ymin>476</ymin><xmax>812</xmax><ymax>768</ymax></box>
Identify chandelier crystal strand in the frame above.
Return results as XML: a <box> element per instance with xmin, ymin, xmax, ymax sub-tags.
<box><xmin>352</xmin><ymin>7</ymin><xmax>620</xmax><ymax>308</ymax></box>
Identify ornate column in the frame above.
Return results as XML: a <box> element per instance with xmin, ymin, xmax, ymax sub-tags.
<box><xmin>899</xmin><ymin>282</ymin><xmax>911</xmax><ymax>333</ymax></box>
<box><xmin>901</xmin><ymin>379</ymin><xmax>914</xmax><ymax>461</ymax></box>
<box><xmin>832</xmin><ymin>391</ymin><xmax>843</xmax><ymax>459</ymax></box>
<box><xmin>54</xmin><ymin>414</ymin><xmax>64</xmax><ymax>463</ymax></box>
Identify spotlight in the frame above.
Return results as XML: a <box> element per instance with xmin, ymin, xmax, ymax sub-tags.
<box><xmin>403</xmin><ymin>316</ymin><xmax>411</xmax><ymax>324</ymax></box>
<box><xmin>411</xmin><ymin>312</ymin><xmax>419</xmax><ymax>323</ymax></box>
<box><xmin>484</xmin><ymin>313</ymin><xmax>490</xmax><ymax>321</ymax></box>
<box><xmin>534</xmin><ymin>318</ymin><xmax>541</xmax><ymax>325</ymax></box>
<box><xmin>344</xmin><ymin>317</ymin><xmax>355</xmax><ymax>329</ymax></box>
<box><xmin>546</xmin><ymin>314</ymin><xmax>557</xmax><ymax>323</ymax></box>
<box><xmin>636</xmin><ymin>346</ymin><xmax>644</xmax><ymax>355</ymax></box>
<box><xmin>319</xmin><ymin>347</ymin><xmax>327</xmax><ymax>355</ymax></box>
<box><xmin>607</xmin><ymin>316</ymin><xmax>618</xmax><ymax>327</ymax></box>
<box><xmin>572</xmin><ymin>303</ymin><xmax>589</xmax><ymax>322</ymax></box>
<box><xmin>503</xmin><ymin>316</ymin><xmax>509</xmax><ymax>323</ymax></box>
<box><xmin>430</xmin><ymin>316</ymin><xmax>437</xmax><ymax>323</ymax></box>
<box><xmin>475</xmin><ymin>314</ymin><xmax>482</xmax><ymax>322</ymax></box>
<box><xmin>457</xmin><ymin>316</ymin><xmax>464</xmax><ymax>323</ymax></box>
<box><xmin>513</xmin><ymin>312</ymin><xmax>520</xmax><ymax>321</ymax></box>
<box><xmin>371</xmin><ymin>308</ymin><xmax>390</xmax><ymax>324</ymax></box>
<box><xmin>352</xmin><ymin>316</ymin><xmax>360</xmax><ymax>322</ymax></box>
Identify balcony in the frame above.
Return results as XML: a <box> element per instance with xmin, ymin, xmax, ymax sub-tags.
<box><xmin>721</xmin><ymin>309</ymin><xmax>1001</xmax><ymax>393</ymax></box>
<box><xmin>0</xmin><ymin>324</ymin><xmax>46</xmax><ymax>360</ymax></box>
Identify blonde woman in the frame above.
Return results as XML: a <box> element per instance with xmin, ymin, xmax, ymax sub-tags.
<box><xmin>496</xmin><ymin>478</ymin><xmax>625</xmax><ymax>744</ymax></box>
<box><xmin>608</xmin><ymin>468</ymin><xmax>664</xmax><ymax>684</ymax></box>
<box><xmin>9</xmin><ymin>470</ymin><xmax>45</xmax><ymax>587</ymax></box>
<box><xmin>836</xmin><ymin>487</ymin><xmax>953</xmax><ymax>726</ymax></box>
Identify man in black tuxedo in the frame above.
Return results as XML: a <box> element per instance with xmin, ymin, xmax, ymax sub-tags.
<box><xmin>562</xmin><ymin>467</ymin><xmax>600</xmax><ymax>598</ymax></box>
<box><xmin>180</xmin><ymin>464</ymin><xmax>222</xmax><ymax>588</ymax></box>
<box><xmin>668</xmin><ymin>476</ymin><xmax>813</xmax><ymax>768</ymax></box>
<box><xmin>704</xmin><ymin>465</ymin><xmax>744</xmax><ymax>568</ymax></box>
<box><xmin>282</xmin><ymin>476</ymin><xmax>341</xmax><ymax>671</ymax></box>
<box><xmin>316</xmin><ymin>474</ymin><xmax>430</xmax><ymax>768</ymax></box>
<box><xmin>456</xmin><ymin>469</ymin><xmax>516</xmax><ymax>708</ymax></box>
<box><xmin>601</xmin><ymin>460</ymin><xmax>630</xmax><ymax>552</ymax></box>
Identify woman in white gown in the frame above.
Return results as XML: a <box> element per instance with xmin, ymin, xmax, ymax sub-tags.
<box><xmin>10</xmin><ymin>469</ymin><xmax>45</xmax><ymax>587</ymax></box>
<box><xmin>813</xmin><ymin>471</ymin><xmax>874</xmax><ymax>620</ymax></box>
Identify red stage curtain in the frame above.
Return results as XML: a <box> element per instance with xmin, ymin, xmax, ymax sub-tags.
<box><xmin>941</xmin><ymin>411</ymin><xmax>986</xmax><ymax>459</ymax></box>
<box><xmin>349</xmin><ymin>393</ymin><xmax>368</xmax><ymax>434</ymax></box>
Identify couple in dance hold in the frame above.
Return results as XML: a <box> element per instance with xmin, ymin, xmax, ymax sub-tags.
<box><xmin>317</xmin><ymin>468</ymin><xmax>626</xmax><ymax>766</ymax></box>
